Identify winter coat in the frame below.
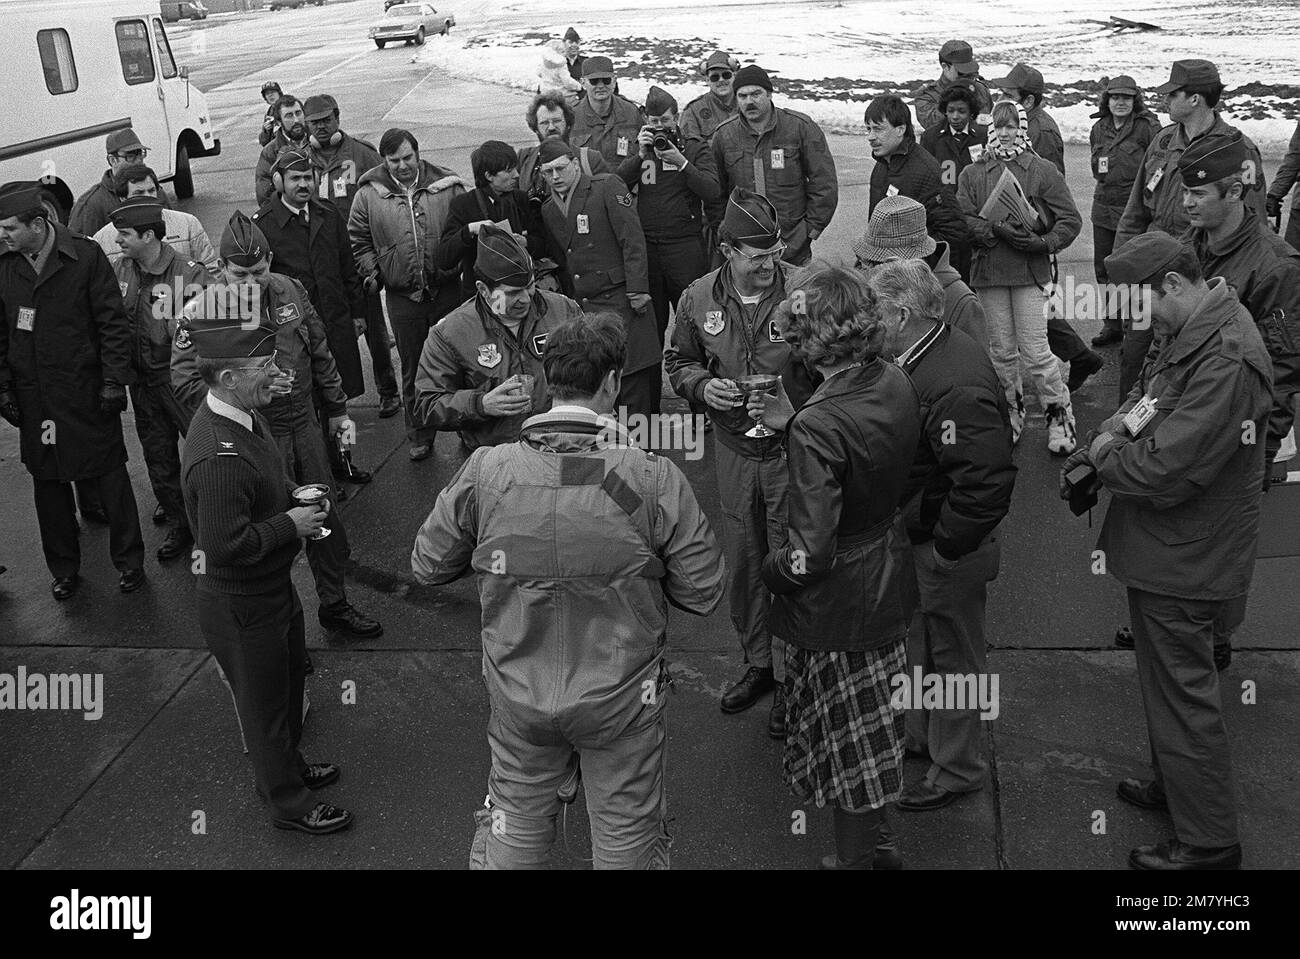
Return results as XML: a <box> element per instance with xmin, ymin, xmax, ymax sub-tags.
<box><xmin>869</xmin><ymin>135</ymin><xmax>971</xmax><ymax>258</ymax></box>
<box><xmin>1187</xmin><ymin>210</ymin><xmax>1300</xmax><ymax>459</ymax></box>
<box><xmin>411</xmin><ymin>407</ymin><xmax>726</xmax><ymax>744</ymax></box>
<box><xmin>347</xmin><ymin>159</ymin><xmax>467</xmax><ymax>298</ymax></box>
<box><xmin>679</xmin><ymin>91</ymin><xmax>740</xmax><ymax>145</ymax></box>
<box><xmin>1115</xmin><ymin>115</ymin><xmax>1267</xmax><ymax>249</ymax></box>
<box><xmin>1026</xmin><ymin>105</ymin><xmax>1065</xmax><ymax>175</ymax></box>
<box><xmin>172</xmin><ymin>273</ymin><xmax>346</xmax><ymax>436</ymax></box>
<box><xmin>616</xmin><ymin>136</ymin><xmax>720</xmax><ymax>242</ymax></box>
<box><xmin>412</xmin><ymin>289</ymin><xmax>584</xmax><ymax>451</ymax></box>
<box><xmin>956</xmin><ymin>150</ymin><xmax>1082</xmax><ymax>289</ymax></box>
<box><xmin>930</xmin><ymin>242</ymin><xmax>988</xmax><ymax>345</ymax></box>
<box><xmin>69</xmin><ymin>170</ymin><xmax>171</xmax><ymax>236</ymax></box>
<box><xmin>438</xmin><ymin>187</ymin><xmax>547</xmax><ymax>300</ymax></box>
<box><xmin>0</xmin><ymin>225</ymin><xmax>135</xmax><ymax>481</ymax></box>
<box><xmin>1266</xmin><ymin>119</ymin><xmax>1300</xmax><ymax>212</ymax></box>
<box><xmin>919</xmin><ymin>122</ymin><xmax>988</xmax><ymax>190</ymax></box>
<box><xmin>760</xmin><ymin>361</ymin><xmax>922</xmax><ymax>652</ymax></box>
<box><xmin>1094</xmin><ymin>278</ymin><xmax>1273</xmax><ymax>600</ymax></box>
<box><xmin>710</xmin><ymin>106</ymin><xmax>839</xmax><ymax>264</ymax></box>
<box><xmin>897</xmin><ymin>323</ymin><xmax>1015</xmax><ymax>559</ymax></box>
<box><xmin>254</xmin><ymin>129</ymin><xmax>308</xmax><ymax>207</ymax></box>
<box><xmin>113</xmin><ymin>243</ymin><xmax>211</xmax><ymax>387</ymax></box>
<box><xmin>570</xmin><ymin>94</ymin><xmax>645</xmax><ymax>167</ymax></box>
<box><xmin>92</xmin><ymin>209</ymin><xmax>218</xmax><ymax>274</ymax></box>
<box><xmin>518</xmin><ymin>144</ymin><xmax>608</xmax><ymax>202</ymax></box>
<box><xmin>1089</xmin><ymin>112</ymin><xmax>1162</xmax><ymax>231</ymax></box>
<box><xmin>253</xmin><ymin>196</ymin><xmax>366</xmax><ymax>398</ymax></box>
<box><xmin>664</xmin><ymin>260</ymin><xmax>818</xmax><ymax>459</ymax></box>
<box><xmin>307</xmin><ymin>131</ymin><xmax>382</xmax><ymax>216</ymax></box>
<box><xmin>913</xmin><ymin>76</ymin><xmax>994</xmax><ymax>133</ymax></box>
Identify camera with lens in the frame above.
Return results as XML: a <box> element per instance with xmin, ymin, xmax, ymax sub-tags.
<box><xmin>651</xmin><ymin>127</ymin><xmax>683</xmax><ymax>153</ymax></box>
<box><xmin>1063</xmin><ymin>463</ymin><xmax>1101</xmax><ymax>517</ymax></box>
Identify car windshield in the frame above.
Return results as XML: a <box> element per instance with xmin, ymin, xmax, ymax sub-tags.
<box><xmin>387</xmin><ymin>4</ymin><xmax>421</xmax><ymax>14</ymax></box>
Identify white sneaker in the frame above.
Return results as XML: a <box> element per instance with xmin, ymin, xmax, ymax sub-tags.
<box><xmin>1046</xmin><ymin>404</ymin><xmax>1077</xmax><ymax>456</ymax></box>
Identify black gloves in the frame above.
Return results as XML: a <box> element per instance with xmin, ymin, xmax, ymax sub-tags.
<box><xmin>1265</xmin><ymin>195</ymin><xmax>1283</xmax><ymax>219</ymax></box>
<box><xmin>99</xmin><ymin>382</ymin><xmax>128</xmax><ymax>418</ymax></box>
<box><xmin>0</xmin><ymin>389</ymin><xmax>19</xmax><ymax>428</ymax></box>
<box><xmin>993</xmin><ymin>219</ymin><xmax>1050</xmax><ymax>254</ymax></box>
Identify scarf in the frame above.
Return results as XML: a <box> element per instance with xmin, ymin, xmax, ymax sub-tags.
<box><xmin>986</xmin><ymin>100</ymin><xmax>1033</xmax><ymax>161</ymax></box>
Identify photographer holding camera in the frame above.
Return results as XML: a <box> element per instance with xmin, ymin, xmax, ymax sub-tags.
<box><xmin>1058</xmin><ymin>231</ymin><xmax>1272</xmax><ymax>871</ymax></box>
<box><xmin>617</xmin><ymin>86</ymin><xmax>720</xmax><ymax>412</ymax></box>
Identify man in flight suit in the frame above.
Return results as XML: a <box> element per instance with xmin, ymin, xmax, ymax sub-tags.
<box><xmin>570</xmin><ymin>57</ymin><xmax>644</xmax><ymax>168</ymax></box>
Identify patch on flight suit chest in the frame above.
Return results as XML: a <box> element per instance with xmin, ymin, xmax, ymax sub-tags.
<box><xmin>477</xmin><ymin>343</ymin><xmax>502</xmax><ymax>368</ymax></box>
<box><xmin>531</xmin><ymin>333</ymin><xmax>547</xmax><ymax>357</ymax></box>
<box><xmin>274</xmin><ymin>302</ymin><xmax>301</xmax><ymax>325</ymax></box>
<box><xmin>703</xmin><ymin>311</ymin><xmax>725</xmax><ymax>335</ymax></box>
<box><xmin>769</xmin><ymin>319</ymin><xmax>784</xmax><ymax>343</ymax></box>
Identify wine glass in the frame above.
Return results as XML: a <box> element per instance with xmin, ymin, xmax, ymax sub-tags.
<box><xmin>292</xmin><ymin>484</ymin><xmax>332</xmax><ymax>540</ymax></box>
<box><xmin>735</xmin><ymin>373</ymin><xmax>781</xmax><ymax>438</ymax></box>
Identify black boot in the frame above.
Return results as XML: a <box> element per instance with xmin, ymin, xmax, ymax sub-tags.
<box><xmin>819</xmin><ymin>804</ymin><xmax>884</xmax><ymax>870</ymax></box>
<box><xmin>873</xmin><ymin>814</ymin><xmax>903</xmax><ymax>870</ymax></box>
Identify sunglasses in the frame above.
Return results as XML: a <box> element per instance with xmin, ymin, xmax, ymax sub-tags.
<box><xmin>709</xmin><ymin>71</ymin><xmax>733</xmax><ymax>81</ymax></box>
<box><xmin>732</xmin><ymin>243</ymin><xmax>786</xmax><ymax>264</ymax></box>
<box><xmin>587</xmin><ymin>77</ymin><xmax>612</xmax><ymax>86</ymax></box>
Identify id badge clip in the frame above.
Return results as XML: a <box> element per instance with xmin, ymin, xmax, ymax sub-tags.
<box><xmin>1122</xmin><ymin>395</ymin><xmax>1159</xmax><ymax>437</ymax></box>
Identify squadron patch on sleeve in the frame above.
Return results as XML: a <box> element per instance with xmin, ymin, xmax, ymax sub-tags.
<box><xmin>617</xmin><ymin>191</ymin><xmax>634</xmax><ymax>208</ymax></box>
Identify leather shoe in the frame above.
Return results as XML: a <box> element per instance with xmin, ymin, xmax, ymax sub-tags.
<box><xmin>409</xmin><ymin>442</ymin><xmax>431</xmax><ymax>461</ymax></box>
<box><xmin>379</xmin><ymin>394</ymin><xmax>402</xmax><ymax>418</ymax></box>
<box><xmin>1114</xmin><ymin>625</ymin><xmax>1134</xmax><ymax>649</ymax></box>
<box><xmin>51</xmin><ymin>575</ymin><xmax>80</xmax><ymax>600</ymax></box>
<box><xmin>1117</xmin><ymin>777</ymin><xmax>1168</xmax><ymax>811</ymax></box>
<box><xmin>1067</xmin><ymin>350</ymin><xmax>1104</xmax><ymax>391</ymax></box>
<box><xmin>318</xmin><ymin>602</ymin><xmax>383</xmax><ymax>638</ymax></box>
<box><xmin>333</xmin><ymin>465</ymin><xmax>373</xmax><ymax>484</ymax></box>
<box><xmin>118</xmin><ymin>568</ymin><xmax>146</xmax><ymax>593</ymax></box>
<box><xmin>1091</xmin><ymin>328</ymin><xmax>1123</xmax><ymax>348</ymax></box>
<box><xmin>80</xmin><ymin>507</ymin><xmax>109</xmax><ymax>525</ymax></box>
<box><xmin>768</xmin><ymin>683</ymin><xmax>786</xmax><ymax>739</ymax></box>
<box><xmin>302</xmin><ymin>762</ymin><xmax>340</xmax><ymax>790</ymax></box>
<box><xmin>273</xmin><ymin>801</ymin><xmax>354</xmax><ymax>835</ymax></box>
<box><xmin>897</xmin><ymin>779</ymin><xmax>970</xmax><ymax>813</ymax></box>
<box><xmin>152</xmin><ymin>504</ymin><xmax>168</xmax><ymax>526</ymax></box>
<box><xmin>721</xmin><ymin>666</ymin><xmax>775</xmax><ymax>714</ymax></box>
<box><xmin>1129</xmin><ymin>839</ymin><xmax>1241</xmax><ymax>870</ymax></box>
<box><xmin>156</xmin><ymin>526</ymin><xmax>194</xmax><ymax>561</ymax></box>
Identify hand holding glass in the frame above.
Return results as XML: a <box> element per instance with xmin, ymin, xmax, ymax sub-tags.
<box><xmin>734</xmin><ymin>374</ymin><xmax>781</xmax><ymax>438</ymax></box>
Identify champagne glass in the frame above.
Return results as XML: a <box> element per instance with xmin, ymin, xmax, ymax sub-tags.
<box><xmin>515</xmin><ymin>373</ymin><xmax>537</xmax><ymax>414</ymax></box>
<box><xmin>292</xmin><ymin>484</ymin><xmax>332</xmax><ymax>540</ymax></box>
<box><xmin>735</xmin><ymin>373</ymin><xmax>781</xmax><ymax>438</ymax></box>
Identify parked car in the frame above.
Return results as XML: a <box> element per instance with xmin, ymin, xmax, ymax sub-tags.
<box><xmin>159</xmin><ymin>1</ymin><xmax>207</xmax><ymax>22</ymax></box>
<box><xmin>369</xmin><ymin>2</ymin><xmax>453</xmax><ymax>48</ymax></box>
<box><xmin>269</xmin><ymin>1</ymin><xmax>325</xmax><ymax>10</ymax></box>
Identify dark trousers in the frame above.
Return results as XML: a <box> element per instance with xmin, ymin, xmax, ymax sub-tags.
<box><xmin>364</xmin><ymin>289</ymin><xmax>399</xmax><ymax>399</ymax></box>
<box><xmin>74</xmin><ymin>480</ymin><xmax>102</xmax><ymax>515</ymax></box>
<box><xmin>33</xmin><ymin>465</ymin><xmax>144</xmax><ymax>579</ymax></box>
<box><xmin>274</xmin><ymin>421</ymin><xmax>350</xmax><ymax>610</ymax></box>
<box><xmin>646</xmin><ymin>236</ymin><xmax>707</xmax><ymax>416</ymax></box>
<box><xmin>1093</xmin><ymin>224</ymin><xmax>1121</xmax><ymax>334</ymax></box>
<box><xmin>130</xmin><ymin>382</ymin><xmax>191</xmax><ymax>532</ymax></box>
<box><xmin>1046</xmin><ymin>313</ymin><xmax>1089</xmax><ymax>362</ymax></box>
<box><xmin>386</xmin><ymin>286</ymin><xmax>462</xmax><ymax>444</ymax></box>
<box><xmin>198</xmin><ymin>581</ymin><xmax>316</xmax><ymax>821</ymax></box>
<box><xmin>1128</xmin><ymin>587</ymin><xmax>1239</xmax><ymax>849</ymax></box>
<box><xmin>617</xmin><ymin>366</ymin><xmax>660</xmax><ymax>419</ymax></box>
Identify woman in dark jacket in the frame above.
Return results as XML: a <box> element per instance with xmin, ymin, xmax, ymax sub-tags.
<box><xmin>756</xmin><ymin>263</ymin><xmax>922</xmax><ymax>870</ymax></box>
<box><xmin>439</xmin><ymin>140</ymin><xmax>547</xmax><ymax>300</ymax></box>
<box><xmin>1088</xmin><ymin>76</ymin><xmax>1162</xmax><ymax>347</ymax></box>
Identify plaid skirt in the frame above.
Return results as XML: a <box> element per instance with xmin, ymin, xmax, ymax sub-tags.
<box><xmin>783</xmin><ymin>639</ymin><xmax>906</xmax><ymax>811</ymax></box>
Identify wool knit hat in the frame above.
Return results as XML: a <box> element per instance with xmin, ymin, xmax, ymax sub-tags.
<box><xmin>732</xmin><ymin>65</ymin><xmax>773</xmax><ymax>94</ymax></box>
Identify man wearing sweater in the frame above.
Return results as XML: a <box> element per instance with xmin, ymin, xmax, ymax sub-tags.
<box><xmin>181</xmin><ymin>313</ymin><xmax>353</xmax><ymax>836</ymax></box>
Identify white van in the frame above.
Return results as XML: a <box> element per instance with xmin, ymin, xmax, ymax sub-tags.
<box><xmin>0</xmin><ymin>0</ymin><xmax>221</xmax><ymax>221</ymax></box>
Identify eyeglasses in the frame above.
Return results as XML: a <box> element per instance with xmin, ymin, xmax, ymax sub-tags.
<box><xmin>587</xmin><ymin>77</ymin><xmax>612</xmax><ymax>86</ymax></box>
<box><xmin>709</xmin><ymin>71</ymin><xmax>733</xmax><ymax>81</ymax></box>
<box><xmin>732</xmin><ymin>243</ymin><xmax>787</xmax><ymax>264</ymax></box>
<box><xmin>112</xmin><ymin>149</ymin><xmax>149</xmax><ymax>162</ymax></box>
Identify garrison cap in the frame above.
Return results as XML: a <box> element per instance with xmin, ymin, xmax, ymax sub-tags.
<box><xmin>188</xmin><ymin>317</ymin><xmax>277</xmax><ymax>360</ymax></box>
<box><xmin>109</xmin><ymin>196</ymin><xmax>165</xmax><ymax>230</ymax></box>
<box><xmin>1103</xmin><ymin>231</ymin><xmax>1187</xmax><ymax>285</ymax></box>
<box><xmin>106</xmin><ymin>128</ymin><xmax>146</xmax><ymax>154</ymax></box>
<box><xmin>938</xmin><ymin>40</ymin><xmax>980</xmax><ymax>75</ymax></box>
<box><xmin>303</xmin><ymin>94</ymin><xmax>337</xmax><ymax>120</ymax></box>
<box><xmin>219</xmin><ymin>211</ymin><xmax>270</xmax><ymax>266</ymax></box>
<box><xmin>990</xmin><ymin>63</ymin><xmax>1044</xmax><ymax>95</ymax></box>
<box><xmin>537</xmin><ymin>138</ymin><xmax>575</xmax><ymax>166</ymax></box>
<box><xmin>644</xmin><ymin>85</ymin><xmax>677</xmax><ymax>116</ymax></box>
<box><xmin>722</xmin><ymin>186</ymin><xmax>781</xmax><ymax>249</ymax></box>
<box><xmin>1153</xmin><ymin>59</ymin><xmax>1221</xmax><ymax>95</ymax></box>
<box><xmin>1177</xmin><ymin>133</ymin><xmax>1248</xmax><ymax>185</ymax></box>
<box><xmin>475</xmin><ymin>224</ymin><xmax>534</xmax><ymax>287</ymax></box>
<box><xmin>273</xmin><ymin>147</ymin><xmax>314</xmax><ymax>174</ymax></box>
<box><xmin>0</xmin><ymin>181</ymin><xmax>44</xmax><ymax>219</ymax></box>
<box><xmin>582</xmin><ymin>56</ymin><xmax>614</xmax><ymax>79</ymax></box>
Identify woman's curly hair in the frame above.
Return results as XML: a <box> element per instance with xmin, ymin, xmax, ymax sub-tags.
<box><xmin>781</xmin><ymin>262</ymin><xmax>887</xmax><ymax>367</ymax></box>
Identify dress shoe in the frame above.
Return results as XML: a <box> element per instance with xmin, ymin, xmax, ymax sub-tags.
<box><xmin>152</xmin><ymin>504</ymin><xmax>168</xmax><ymax>526</ymax></box>
<box><xmin>1067</xmin><ymin>349</ymin><xmax>1104</xmax><ymax>391</ymax></box>
<box><xmin>1129</xmin><ymin>839</ymin><xmax>1241</xmax><ymax>871</ymax></box>
<box><xmin>409</xmin><ymin>442</ymin><xmax>431</xmax><ymax>461</ymax></box>
<box><xmin>118</xmin><ymin>568</ymin><xmax>146</xmax><ymax>593</ymax></box>
<box><xmin>1117</xmin><ymin>777</ymin><xmax>1168</xmax><ymax>811</ymax></box>
<box><xmin>379</xmin><ymin>394</ymin><xmax>402</xmax><ymax>418</ymax></box>
<box><xmin>51</xmin><ymin>575</ymin><xmax>80</xmax><ymax>600</ymax></box>
<box><xmin>897</xmin><ymin>779</ymin><xmax>971</xmax><ymax>813</ymax></box>
<box><xmin>273</xmin><ymin>801</ymin><xmax>354</xmax><ymax>835</ymax></box>
<box><xmin>333</xmin><ymin>465</ymin><xmax>373</xmax><ymax>484</ymax></box>
<box><xmin>80</xmin><ymin>507</ymin><xmax>109</xmax><ymax>525</ymax></box>
<box><xmin>1091</xmin><ymin>328</ymin><xmax>1123</xmax><ymax>348</ymax></box>
<box><xmin>1114</xmin><ymin>625</ymin><xmax>1134</xmax><ymax>649</ymax></box>
<box><xmin>318</xmin><ymin>601</ymin><xmax>383</xmax><ymax>638</ymax></box>
<box><xmin>720</xmin><ymin>666</ymin><xmax>775</xmax><ymax>714</ymax></box>
<box><xmin>302</xmin><ymin>762</ymin><xmax>340</xmax><ymax>790</ymax></box>
<box><xmin>768</xmin><ymin>683</ymin><xmax>787</xmax><ymax>739</ymax></box>
<box><xmin>156</xmin><ymin>526</ymin><xmax>194</xmax><ymax>561</ymax></box>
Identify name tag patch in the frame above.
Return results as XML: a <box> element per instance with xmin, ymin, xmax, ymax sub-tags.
<box><xmin>1146</xmin><ymin>167</ymin><xmax>1164</xmax><ymax>192</ymax></box>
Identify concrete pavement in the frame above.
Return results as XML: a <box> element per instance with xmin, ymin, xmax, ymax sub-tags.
<box><xmin>2</xmin><ymin>0</ymin><xmax>1297</xmax><ymax>869</ymax></box>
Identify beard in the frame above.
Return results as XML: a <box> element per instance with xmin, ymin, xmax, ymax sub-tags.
<box><xmin>285</xmin><ymin>122</ymin><xmax>307</xmax><ymax>142</ymax></box>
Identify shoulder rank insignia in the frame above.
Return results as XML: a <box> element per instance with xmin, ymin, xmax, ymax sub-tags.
<box><xmin>617</xmin><ymin>191</ymin><xmax>634</xmax><ymax>208</ymax></box>
<box><xmin>217</xmin><ymin>440</ymin><xmax>237</xmax><ymax>457</ymax></box>
<box><xmin>477</xmin><ymin>343</ymin><xmax>502</xmax><ymax>368</ymax></box>
<box><xmin>703</xmin><ymin>310</ymin><xmax>725</xmax><ymax>335</ymax></box>
<box><xmin>274</xmin><ymin>302</ymin><xmax>301</xmax><ymax>325</ymax></box>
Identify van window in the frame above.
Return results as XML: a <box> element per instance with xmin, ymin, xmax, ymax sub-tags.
<box><xmin>37</xmin><ymin>29</ymin><xmax>78</xmax><ymax>95</ymax></box>
<box><xmin>151</xmin><ymin>18</ymin><xmax>178</xmax><ymax>79</ymax></box>
<box><xmin>115</xmin><ymin>20</ymin><xmax>156</xmax><ymax>85</ymax></box>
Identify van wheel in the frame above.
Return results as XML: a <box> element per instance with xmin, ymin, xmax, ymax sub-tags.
<box><xmin>174</xmin><ymin>143</ymin><xmax>194</xmax><ymax>199</ymax></box>
<box><xmin>415</xmin><ymin>27</ymin><xmax>425</xmax><ymax>45</ymax></box>
<box><xmin>374</xmin><ymin>39</ymin><xmax>386</xmax><ymax>48</ymax></box>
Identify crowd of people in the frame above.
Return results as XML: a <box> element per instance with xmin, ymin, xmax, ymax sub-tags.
<box><xmin>2</xmin><ymin>28</ymin><xmax>1300</xmax><ymax>870</ymax></box>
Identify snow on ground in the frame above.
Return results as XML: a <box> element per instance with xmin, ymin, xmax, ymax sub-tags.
<box><xmin>419</xmin><ymin>0</ymin><xmax>1299</xmax><ymax>149</ymax></box>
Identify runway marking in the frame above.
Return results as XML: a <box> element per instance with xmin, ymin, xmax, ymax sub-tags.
<box><xmin>381</xmin><ymin>67</ymin><xmax>445</xmax><ymax>123</ymax></box>
<box><xmin>211</xmin><ymin>47</ymin><xmax>375</xmax><ymax>134</ymax></box>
